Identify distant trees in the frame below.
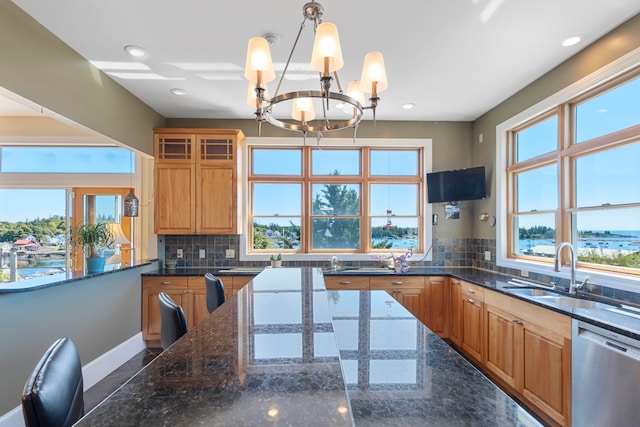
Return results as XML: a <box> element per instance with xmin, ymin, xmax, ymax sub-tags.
<box><xmin>519</xmin><ymin>225</ymin><xmax>555</xmax><ymax>240</ymax></box>
<box><xmin>0</xmin><ymin>216</ymin><xmax>66</xmax><ymax>243</ymax></box>
<box><xmin>312</xmin><ymin>181</ymin><xmax>360</xmax><ymax>249</ymax></box>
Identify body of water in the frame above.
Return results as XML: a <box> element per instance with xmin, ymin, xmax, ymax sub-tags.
<box><xmin>518</xmin><ymin>230</ymin><xmax>640</xmax><ymax>255</ymax></box>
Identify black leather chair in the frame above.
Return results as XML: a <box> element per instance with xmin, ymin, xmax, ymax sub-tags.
<box><xmin>204</xmin><ymin>273</ymin><xmax>226</xmax><ymax>313</ymax></box>
<box><xmin>22</xmin><ymin>337</ymin><xmax>84</xmax><ymax>427</ymax></box>
<box><xmin>158</xmin><ymin>291</ymin><xmax>188</xmax><ymax>350</ymax></box>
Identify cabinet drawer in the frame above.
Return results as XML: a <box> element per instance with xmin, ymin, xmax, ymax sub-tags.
<box><xmin>324</xmin><ymin>276</ymin><xmax>370</xmax><ymax>290</ymax></box>
<box><xmin>370</xmin><ymin>276</ymin><xmax>425</xmax><ymax>289</ymax></box>
<box><xmin>459</xmin><ymin>281</ymin><xmax>485</xmax><ymax>301</ymax></box>
<box><xmin>187</xmin><ymin>276</ymin><xmax>205</xmax><ymax>290</ymax></box>
<box><xmin>143</xmin><ymin>276</ymin><xmax>189</xmax><ymax>287</ymax></box>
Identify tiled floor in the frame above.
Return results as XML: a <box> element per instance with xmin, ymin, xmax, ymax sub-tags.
<box><xmin>84</xmin><ymin>347</ymin><xmax>162</xmax><ymax>412</ymax></box>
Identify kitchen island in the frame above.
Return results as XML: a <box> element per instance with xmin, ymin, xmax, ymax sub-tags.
<box><xmin>77</xmin><ymin>268</ymin><xmax>541</xmax><ymax>426</ymax></box>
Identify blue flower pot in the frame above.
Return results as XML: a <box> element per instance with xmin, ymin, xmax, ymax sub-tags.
<box><xmin>86</xmin><ymin>257</ymin><xmax>106</xmax><ymax>274</ymax></box>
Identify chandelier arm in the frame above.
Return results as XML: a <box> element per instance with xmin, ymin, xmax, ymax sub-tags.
<box><xmin>273</xmin><ymin>18</ymin><xmax>308</xmax><ymax>99</ymax></box>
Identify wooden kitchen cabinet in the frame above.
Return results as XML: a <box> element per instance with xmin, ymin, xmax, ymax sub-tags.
<box><xmin>142</xmin><ymin>276</ymin><xmax>192</xmax><ymax>347</ymax></box>
<box><xmin>424</xmin><ymin>276</ymin><xmax>449</xmax><ymax>337</ymax></box>
<box><xmin>459</xmin><ymin>280</ymin><xmax>485</xmax><ymax>365</ymax></box>
<box><xmin>142</xmin><ymin>274</ymin><xmax>251</xmax><ymax>347</ymax></box>
<box><xmin>449</xmin><ymin>278</ymin><xmax>462</xmax><ymax>346</ymax></box>
<box><xmin>153</xmin><ymin>129</ymin><xmax>245</xmax><ymax>235</ymax></box>
<box><xmin>324</xmin><ymin>275</ymin><xmax>370</xmax><ymax>290</ymax></box>
<box><xmin>370</xmin><ymin>276</ymin><xmax>426</xmax><ymax>323</ymax></box>
<box><xmin>485</xmin><ymin>290</ymin><xmax>571</xmax><ymax>427</ymax></box>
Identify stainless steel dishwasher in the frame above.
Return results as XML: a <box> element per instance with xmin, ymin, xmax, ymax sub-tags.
<box><xmin>572</xmin><ymin>319</ymin><xmax>640</xmax><ymax>426</ymax></box>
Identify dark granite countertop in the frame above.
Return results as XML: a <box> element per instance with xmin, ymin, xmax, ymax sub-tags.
<box><xmin>143</xmin><ymin>266</ymin><xmax>640</xmax><ymax>341</ymax></box>
<box><xmin>0</xmin><ymin>259</ymin><xmax>158</xmax><ymax>293</ymax></box>
<box><xmin>77</xmin><ymin>268</ymin><xmax>542</xmax><ymax>426</ymax></box>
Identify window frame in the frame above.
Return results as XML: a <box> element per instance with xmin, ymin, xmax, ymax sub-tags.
<box><xmin>497</xmin><ymin>59</ymin><xmax>640</xmax><ymax>291</ymax></box>
<box><xmin>240</xmin><ymin>138</ymin><xmax>432</xmax><ymax>261</ymax></box>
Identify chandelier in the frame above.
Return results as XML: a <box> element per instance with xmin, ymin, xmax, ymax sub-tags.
<box><xmin>244</xmin><ymin>1</ymin><xmax>388</xmax><ymax>141</ymax></box>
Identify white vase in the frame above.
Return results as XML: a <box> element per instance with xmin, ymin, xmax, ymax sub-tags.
<box><xmin>271</xmin><ymin>260</ymin><xmax>282</xmax><ymax>268</ymax></box>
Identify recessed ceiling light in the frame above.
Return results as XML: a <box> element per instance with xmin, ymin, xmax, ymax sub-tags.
<box><xmin>402</xmin><ymin>103</ymin><xmax>416</xmax><ymax>110</ymax></box>
<box><xmin>561</xmin><ymin>36</ymin><xmax>581</xmax><ymax>47</ymax></box>
<box><xmin>124</xmin><ymin>45</ymin><xmax>147</xmax><ymax>58</ymax></box>
<box><xmin>170</xmin><ymin>88</ymin><xmax>187</xmax><ymax>96</ymax></box>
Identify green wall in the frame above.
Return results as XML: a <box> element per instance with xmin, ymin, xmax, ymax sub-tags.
<box><xmin>0</xmin><ymin>1</ymin><xmax>164</xmax><ymax>155</ymax></box>
<box><xmin>0</xmin><ymin>264</ymin><xmax>157</xmax><ymax>415</ymax></box>
<box><xmin>472</xmin><ymin>13</ymin><xmax>640</xmax><ymax>240</ymax></box>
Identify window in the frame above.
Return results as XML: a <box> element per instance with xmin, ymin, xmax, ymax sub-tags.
<box><xmin>247</xmin><ymin>140</ymin><xmax>428</xmax><ymax>256</ymax></box>
<box><xmin>0</xmin><ymin>146</ymin><xmax>136</xmax><ymax>285</ymax></box>
<box><xmin>505</xmin><ymin>68</ymin><xmax>640</xmax><ymax>276</ymax></box>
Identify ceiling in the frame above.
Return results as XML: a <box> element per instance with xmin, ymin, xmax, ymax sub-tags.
<box><xmin>5</xmin><ymin>0</ymin><xmax>640</xmax><ymax>123</ymax></box>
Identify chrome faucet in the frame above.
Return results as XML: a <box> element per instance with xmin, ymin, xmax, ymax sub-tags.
<box><xmin>554</xmin><ymin>242</ymin><xmax>586</xmax><ymax>294</ymax></box>
<box><xmin>330</xmin><ymin>256</ymin><xmax>339</xmax><ymax>271</ymax></box>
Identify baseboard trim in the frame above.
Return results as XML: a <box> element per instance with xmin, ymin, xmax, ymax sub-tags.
<box><xmin>0</xmin><ymin>333</ymin><xmax>145</xmax><ymax>427</ymax></box>
<box><xmin>82</xmin><ymin>332</ymin><xmax>146</xmax><ymax>391</ymax></box>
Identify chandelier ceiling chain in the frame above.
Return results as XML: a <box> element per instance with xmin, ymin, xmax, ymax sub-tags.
<box><xmin>244</xmin><ymin>0</ymin><xmax>388</xmax><ymax>142</ymax></box>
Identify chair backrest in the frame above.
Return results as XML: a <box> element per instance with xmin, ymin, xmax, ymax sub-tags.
<box><xmin>22</xmin><ymin>337</ymin><xmax>84</xmax><ymax>427</ymax></box>
<box><xmin>204</xmin><ymin>273</ymin><xmax>226</xmax><ymax>313</ymax></box>
<box><xmin>158</xmin><ymin>292</ymin><xmax>188</xmax><ymax>350</ymax></box>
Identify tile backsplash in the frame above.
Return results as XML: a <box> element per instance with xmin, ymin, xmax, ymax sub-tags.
<box><xmin>159</xmin><ymin>234</ymin><xmax>640</xmax><ymax>306</ymax></box>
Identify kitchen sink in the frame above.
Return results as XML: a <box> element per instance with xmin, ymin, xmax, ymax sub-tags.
<box><xmin>533</xmin><ymin>295</ymin><xmax>614</xmax><ymax>309</ymax></box>
<box><xmin>507</xmin><ymin>288</ymin><xmax>562</xmax><ymax>297</ymax></box>
<box><xmin>339</xmin><ymin>267</ymin><xmax>394</xmax><ymax>273</ymax></box>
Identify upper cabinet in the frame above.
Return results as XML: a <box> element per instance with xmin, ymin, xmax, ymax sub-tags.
<box><xmin>153</xmin><ymin>129</ymin><xmax>245</xmax><ymax>235</ymax></box>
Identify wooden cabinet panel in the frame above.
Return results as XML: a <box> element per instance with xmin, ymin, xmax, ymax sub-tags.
<box><xmin>425</xmin><ymin>276</ymin><xmax>448</xmax><ymax>337</ymax></box>
<box><xmin>324</xmin><ymin>276</ymin><xmax>370</xmax><ymax>290</ymax></box>
<box><xmin>196</xmin><ymin>165</ymin><xmax>235</xmax><ymax>234</ymax></box>
<box><xmin>486</xmin><ymin>304</ymin><xmax>520</xmax><ymax>389</ymax></box>
<box><xmin>461</xmin><ymin>295</ymin><xmax>484</xmax><ymax>364</ymax></box>
<box><xmin>522</xmin><ymin>324</ymin><xmax>570</xmax><ymax>426</ymax></box>
<box><xmin>370</xmin><ymin>276</ymin><xmax>426</xmax><ymax>323</ymax></box>
<box><xmin>154</xmin><ymin>164</ymin><xmax>194</xmax><ymax>234</ymax></box>
<box><xmin>187</xmin><ymin>277</ymin><xmax>209</xmax><ymax>327</ymax></box>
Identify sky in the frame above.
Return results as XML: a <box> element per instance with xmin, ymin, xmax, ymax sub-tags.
<box><xmin>0</xmin><ymin>147</ymin><xmax>131</xmax><ymax>222</ymax></box>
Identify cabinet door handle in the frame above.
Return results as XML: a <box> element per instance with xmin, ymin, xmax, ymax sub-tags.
<box><xmin>160</xmin><ymin>281</ymin><xmax>172</xmax><ymax>285</ymax></box>
<box><xmin>467</xmin><ymin>288</ymin><xmax>476</xmax><ymax>293</ymax></box>
<box><xmin>467</xmin><ymin>298</ymin><xmax>475</xmax><ymax>303</ymax></box>
<box><xmin>392</xmin><ymin>281</ymin><xmax>404</xmax><ymax>285</ymax></box>
<box><xmin>339</xmin><ymin>281</ymin><xmax>352</xmax><ymax>285</ymax></box>
<box><xmin>512</xmin><ymin>319</ymin><xmax>523</xmax><ymax>325</ymax></box>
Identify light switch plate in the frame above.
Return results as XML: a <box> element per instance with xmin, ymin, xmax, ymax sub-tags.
<box><xmin>225</xmin><ymin>249</ymin><xmax>235</xmax><ymax>258</ymax></box>
<box><xmin>199</xmin><ymin>249</ymin><xmax>206</xmax><ymax>259</ymax></box>
<box><xmin>177</xmin><ymin>249</ymin><xmax>183</xmax><ymax>258</ymax></box>
<box><xmin>484</xmin><ymin>250</ymin><xmax>491</xmax><ymax>261</ymax></box>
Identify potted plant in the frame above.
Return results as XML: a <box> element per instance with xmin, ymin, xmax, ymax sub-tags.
<box><xmin>270</xmin><ymin>253</ymin><xmax>282</xmax><ymax>268</ymax></box>
<box><xmin>71</xmin><ymin>222</ymin><xmax>115</xmax><ymax>274</ymax></box>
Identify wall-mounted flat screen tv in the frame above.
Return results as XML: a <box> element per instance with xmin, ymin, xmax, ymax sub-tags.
<box><xmin>427</xmin><ymin>166</ymin><xmax>487</xmax><ymax>203</ymax></box>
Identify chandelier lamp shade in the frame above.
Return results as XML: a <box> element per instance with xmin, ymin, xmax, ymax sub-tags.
<box><xmin>243</xmin><ymin>1</ymin><xmax>388</xmax><ymax>141</ymax></box>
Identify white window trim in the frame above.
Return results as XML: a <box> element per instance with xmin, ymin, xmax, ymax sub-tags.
<box><xmin>496</xmin><ymin>46</ymin><xmax>640</xmax><ymax>292</ymax></box>
<box><xmin>239</xmin><ymin>137</ymin><xmax>433</xmax><ymax>262</ymax></box>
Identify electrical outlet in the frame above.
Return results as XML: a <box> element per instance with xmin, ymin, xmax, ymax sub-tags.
<box><xmin>521</xmin><ymin>270</ymin><xmax>529</xmax><ymax>278</ymax></box>
<box><xmin>177</xmin><ymin>249</ymin><xmax>183</xmax><ymax>258</ymax></box>
<box><xmin>199</xmin><ymin>249</ymin><xmax>206</xmax><ymax>259</ymax></box>
<box><xmin>484</xmin><ymin>250</ymin><xmax>491</xmax><ymax>261</ymax></box>
<box><xmin>225</xmin><ymin>249</ymin><xmax>235</xmax><ymax>258</ymax></box>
